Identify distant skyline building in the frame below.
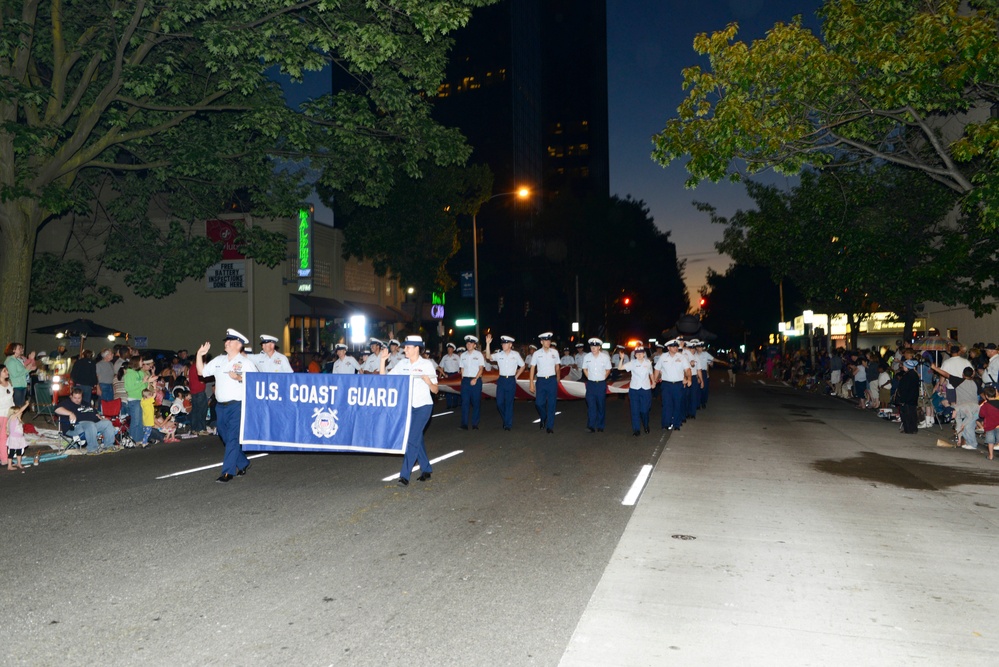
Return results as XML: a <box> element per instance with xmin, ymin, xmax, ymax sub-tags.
<box><xmin>433</xmin><ymin>0</ymin><xmax>609</xmax><ymax>203</ymax></box>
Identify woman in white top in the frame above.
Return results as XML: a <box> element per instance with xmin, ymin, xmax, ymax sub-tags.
<box><xmin>380</xmin><ymin>335</ymin><xmax>438</xmax><ymax>486</ymax></box>
<box><xmin>620</xmin><ymin>347</ymin><xmax>654</xmax><ymax>436</ymax></box>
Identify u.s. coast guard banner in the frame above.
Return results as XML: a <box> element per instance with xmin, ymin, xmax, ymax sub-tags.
<box><xmin>240</xmin><ymin>373</ymin><xmax>413</xmax><ymax>454</ymax></box>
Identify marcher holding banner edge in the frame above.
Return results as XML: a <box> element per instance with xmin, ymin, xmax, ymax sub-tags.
<box><xmin>379</xmin><ymin>335</ymin><xmax>438</xmax><ymax>486</ymax></box>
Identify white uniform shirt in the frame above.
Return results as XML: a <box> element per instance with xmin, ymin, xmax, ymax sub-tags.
<box><xmin>389</xmin><ymin>357</ymin><xmax>438</xmax><ymax>408</ymax></box>
<box><xmin>251</xmin><ymin>350</ymin><xmax>293</xmax><ymax>373</ymax></box>
<box><xmin>492</xmin><ymin>349</ymin><xmax>525</xmax><ymax>377</ymax></box>
<box><xmin>459</xmin><ymin>350</ymin><xmax>486</xmax><ymax>378</ymax></box>
<box><xmin>655</xmin><ymin>352</ymin><xmax>688</xmax><ymax>383</ymax></box>
<box><xmin>331</xmin><ymin>355</ymin><xmax>362</xmax><ymax>374</ymax></box>
<box><xmin>574</xmin><ymin>351</ymin><xmax>586</xmax><ymax>368</ymax></box>
<box><xmin>440</xmin><ymin>352</ymin><xmax>461</xmax><ymax>374</ymax></box>
<box><xmin>386</xmin><ymin>351</ymin><xmax>405</xmax><ymax>371</ymax></box>
<box><xmin>623</xmin><ymin>358</ymin><xmax>654</xmax><ymax>390</ymax></box>
<box><xmin>560</xmin><ymin>354</ymin><xmax>575</xmax><ymax>368</ymax></box>
<box><xmin>582</xmin><ymin>351</ymin><xmax>613</xmax><ymax>381</ymax></box>
<box><xmin>695</xmin><ymin>351</ymin><xmax>714</xmax><ymax>372</ymax></box>
<box><xmin>360</xmin><ymin>354</ymin><xmax>382</xmax><ymax>373</ymax></box>
<box><xmin>531</xmin><ymin>347</ymin><xmax>560</xmax><ymax>377</ymax></box>
<box><xmin>202</xmin><ymin>354</ymin><xmax>258</xmax><ymax>402</ymax></box>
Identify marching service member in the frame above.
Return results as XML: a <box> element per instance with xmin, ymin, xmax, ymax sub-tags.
<box><xmin>379</xmin><ymin>335</ymin><xmax>438</xmax><ymax>486</ymax></box>
<box><xmin>529</xmin><ymin>332</ymin><xmax>560</xmax><ymax>433</ymax></box>
<box><xmin>484</xmin><ymin>333</ymin><xmax>525</xmax><ymax>431</ymax></box>
<box><xmin>197</xmin><ymin>329</ymin><xmax>258</xmax><ymax>483</ymax></box>
<box><xmin>252</xmin><ymin>334</ymin><xmax>293</xmax><ymax>373</ymax></box>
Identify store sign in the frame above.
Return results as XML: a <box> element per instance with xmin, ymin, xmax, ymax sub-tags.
<box><xmin>206</xmin><ymin>219</ymin><xmax>245</xmax><ymax>260</ymax></box>
<box><xmin>297</xmin><ymin>205</ymin><xmax>313</xmax><ymax>293</ymax></box>
<box><xmin>431</xmin><ymin>305</ymin><xmax>445</xmax><ymax>319</ymax></box>
<box><xmin>206</xmin><ymin>260</ymin><xmax>246</xmax><ymax>291</ymax></box>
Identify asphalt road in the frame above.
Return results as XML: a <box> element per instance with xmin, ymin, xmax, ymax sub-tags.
<box><xmin>0</xmin><ymin>396</ymin><xmax>664</xmax><ymax>667</ymax></box>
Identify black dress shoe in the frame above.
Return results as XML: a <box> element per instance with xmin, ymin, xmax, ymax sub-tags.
<box><xmin>472</xmin><ymin>425</ymin><xmax>478</xmax><ymax>430</ymax></box>
<box><xmin>587</xmin><ymin>427</ymin><xmax>595</xmax><ymax>433</ymax></box>
<box><xmin>236</xmin><ymin>463</ymin><xmax>251</xmax><ymax>477</ymax></box>
<box><xmin>597</xmin><ymin>428</ymin><xmax>604</xmax><ymax>432</ymax></box>
<box><xmin>459</xmin><ymin>425</ymin><xmax>469</xmax><ymax>431</ymax></box>
<box><xmin>633</xmin><ymin>430</ymin><xmax>640</xmax><ymax>436</ymax></box>
<box><xmin>417</xmin><ymin>472</ymin><xmax>432</xmax><ymax>481</ymax></box>
<box><xmin>546</xmin><ymin>428</ymin><xmax>554</xmax><ymax>434</ymax></box>
<box><xmin>503</xmin><ymin>426</ymin><xmax>511</xmax><ymax>431</ymax></box>
<box><xmin>398</xmin><ymin>477</ymin><xmax>409</xmax><ymax>486</ymax></box>
<box><xmin>216</xmin><ymin>474</ymin><xmax>234</xmax><ymax>483</ymax></box>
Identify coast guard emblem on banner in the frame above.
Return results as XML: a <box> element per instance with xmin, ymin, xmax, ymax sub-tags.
<box><xmin>311</xmin><ymin>407</ymin><xmax>339</xmax><ymax>438</ymax></box>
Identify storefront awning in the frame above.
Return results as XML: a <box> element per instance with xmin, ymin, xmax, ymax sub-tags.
<box><xmin>344</xmin><ymin>300</ymin><xmax>402</xmax><ymax>323</ymax></box>
<box><xmin>289</xmin><ymin>295</ymin><xmax>351</xmax><ymax>318</ymax></box>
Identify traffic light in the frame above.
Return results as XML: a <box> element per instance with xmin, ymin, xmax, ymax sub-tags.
<box><xmin>623</xmin><ymin>297</ymin><xmax>631</xmax><ymax>307</ymax></box>
<box><xmin>699</xmin><ymin>297</ymin><xmax>707</xmax><ymax>308</ymax></box>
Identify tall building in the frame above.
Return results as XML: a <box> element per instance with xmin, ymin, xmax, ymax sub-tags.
<box><xmin>434</xmin><ymin>0</ymin><xmax>609</xmax><ymax>202</ymax></box>
<box><xmin>432</xmin><ymin>0</ymin><xmax>610</xmax><ymax>336</ymax></box>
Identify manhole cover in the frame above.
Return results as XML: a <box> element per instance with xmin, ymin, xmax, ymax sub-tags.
<box><xmin>671</xmin><ymin>534</ymin><xmax>696</xmax><ymax>540</ymax></box>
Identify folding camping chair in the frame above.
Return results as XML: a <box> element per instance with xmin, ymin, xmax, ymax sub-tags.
<box><xmin>31</xmin><ymin>383</ymin><xmax>58</xmax><ymax>425</ymax></box>
<box><xmin>101</xmin><ymin>398</ymin><xmax>134</xmax><ymax>448</ymax></box>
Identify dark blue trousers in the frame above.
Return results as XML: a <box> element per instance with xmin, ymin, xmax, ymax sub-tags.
<box><xmin>216</xmin><ymin>401</ymin><xmax>249</xmax><ymax>476</ymax></box>
<box><xmin>688</xmin><ymin>382</ymin><xmax>701</xmax><ymax>417</ymax></box>
<box><xmin>495</xmin><ymin>376</ymin><xmax>516</xmax><ymax>428</ymax></box>
<box><xmin>400</xmin><ymin>404</ymin><xmax>433</xmax><ymax>481</ymax></box>
<box><xmin>629</xmin><ymin>388</ymin><xmax>651</xmax><ymax>432</ymax></box>
<box><xmin>585</xmin><ymin>380</ymin><xmax>607</xmax><ymax>429</ymax></box>
<box><xmin>444</xmin><ymin>373</ymin><xmax>460</xmax><ymax>408</ymax></box>
<box><xmin>535</xmin><ymin>376</ymin><xmax>557</xmax><ymax>429</ymax></box>
<box><xmin>661</xmin><ymin>381</ymin><xmax>684</xmax><ymax>429</ymax></box>
<box><xmin>460</xmin><ymin>377</ymin><xmax>482</xmax><ymax>427</ymax></box>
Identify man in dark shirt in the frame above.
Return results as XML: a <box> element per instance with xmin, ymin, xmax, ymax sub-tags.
<box><xmin>55</xmin><ymin>387</ymin><xmax>117</xmax><ymax>454</ymax></box>
<box><xmin>70</xmin><ymin>350</ymin><xmax>99</xmax><ymax>407</ymax></box>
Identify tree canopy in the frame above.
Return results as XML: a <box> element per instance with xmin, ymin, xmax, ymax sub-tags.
<box><xmin>653</xmin><ymin>0</ymin><xmax>999</xmax><ymax>227</ymax></box>
<box><xmin>700</xmin><ymin>164</ymin><xmax>999</xmax><ymax>345</ymax></box>
<box><xmin>0</xmin><ymin>0</ymin><xmax>494</xmax><ymax>344</ymax></box>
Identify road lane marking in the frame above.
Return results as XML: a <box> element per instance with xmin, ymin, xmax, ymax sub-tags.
<box><xmin>432</xmin><ymin>410</ymin><xmax>455</xmax><ymax>418</ymax></box>
<box><xmin>381</xmin><ymin>449</ymin><xmax>464</xmax><ymax>481</ymax></box>
<box><xmin>622</xmin><ymin>464</ymin><xmax>653</xmax><ymax>506</ymax></box>
<box><xmin>156</xmin><ymin>453</ymin><xmax>269</xmax><ymax>480</ymax></box>
<box><xmin>532</xmin><ymin>411</ymin><xmax>562</xmax><ymax>424</ymax></box>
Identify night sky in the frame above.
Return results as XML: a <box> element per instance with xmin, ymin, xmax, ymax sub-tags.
<box><xmin>608</xmin><ymin>0</ymin><xmax>824</xmax><ymax>298</ymax></box>
<box><xmin>286</xmin><ymin>0</ymin><xmax>826</xmax><ymax>300</ymax></box>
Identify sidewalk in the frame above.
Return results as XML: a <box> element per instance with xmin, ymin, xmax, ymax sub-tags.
<box><xmin>559</xmin><ymin>376</ymin><xmax>999</xmax><ymax>666</ymax></box>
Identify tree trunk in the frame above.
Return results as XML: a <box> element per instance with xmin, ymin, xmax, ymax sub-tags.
<box><xmin>846</xmin><ymin>312</ymin><xmax>859</xmax><ymax>351</ymax></box>
<box><xmin>0</xmin><ymin>200</ymin><xmax>42</xmax><ymax>348</ymax></box>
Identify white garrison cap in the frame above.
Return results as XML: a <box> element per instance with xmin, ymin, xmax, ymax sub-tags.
<box><xmin>224</xmin><ymin>328</ymin><xmax>249</xmax><ymax>345</ymax></box>
<box><xmin>464</xmin><ymin>335</ymin><xmax>479</xmax><ymax>343</ymax></box>
<box><xmin>500</xmin><ymin>335</ymin><xmax>515</xmax><ymax>343</ymax></box>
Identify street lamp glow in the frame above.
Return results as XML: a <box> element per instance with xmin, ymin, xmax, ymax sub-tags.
<box><xmin>802</xmin><ymin>309</ymin><xmax>814</xmax><ymax>324</ymax></box>
<box><xmin>517</xmin><ymin>187</ymin><xmax>530</xmax><ymax>198</ymax></box>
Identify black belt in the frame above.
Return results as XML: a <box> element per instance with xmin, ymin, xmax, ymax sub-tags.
<box><xmin>537</xmin><ymin>375</ymin><xmax>555</xmax><ymax>379</ymax></box>
<box><xmin>218</xmin><ymin>400</ymin><xmax>241</xmax><ymax>406</ymax></box>
<box><xmin>500</xmin><ymin>375</ymin><xmax>516</xmax><ymax>378</ymax></box>
<box><xmin>665</xmin><ymin>380</ymin><xmax>683</xmax><ymax>384</ymax></box>
<box><xmin>588</xmin><ymin>379</ymin><xmax>607</xmax><ymax>383</ymax></box>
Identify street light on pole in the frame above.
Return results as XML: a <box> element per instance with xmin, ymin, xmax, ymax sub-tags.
<box><xmin>472</xmin><ymin>187</ymin><xmax>531</xmax><ymax>341</ymax></box>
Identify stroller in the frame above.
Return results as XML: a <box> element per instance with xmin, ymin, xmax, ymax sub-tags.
<box><xmin>101</xmin><ymin>399</ymin><xmax>137</xmax><ymax>449</ymax></box>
